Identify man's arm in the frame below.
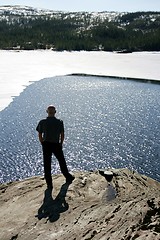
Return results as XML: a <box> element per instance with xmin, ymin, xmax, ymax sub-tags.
<box><xmin>38</xmin><ymin>132</ymin><xmax>43</xmax><ymax>143</ymax></box>
<box><xmin>36</xmin><ymin>121</ymin><xmax>44</xmax><ymax>143</ymax></box>
<box><xmin>60</xmin><ymin>131</ymin><xmax>64</xmax><ymax>145</ymax></box>
<box><xmin>60</xmin><ymin>120</ymin><xmax>65</xmax><ymax>145</ymax></box>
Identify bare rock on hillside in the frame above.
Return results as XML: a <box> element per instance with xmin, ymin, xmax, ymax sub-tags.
<box><xmin>0</xmin><ymin>168</ymin><xmax>160</xmax><ymax>240</ymax></box>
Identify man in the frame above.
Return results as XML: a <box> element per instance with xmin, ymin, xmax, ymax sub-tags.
<box><xmin>36</xmin><ymin>105</ymin><xmax>75</xmax><ymax>190</ymax></box>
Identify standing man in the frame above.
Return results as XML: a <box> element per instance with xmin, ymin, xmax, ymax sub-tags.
<box><xmin>36</xmin><ymin>105</ymin><xmax>75</xmax><ymax>190</ymax></box>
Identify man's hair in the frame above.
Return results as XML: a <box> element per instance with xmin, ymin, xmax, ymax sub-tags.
<box><xmin>47</xmin><ymin>105</ymin><xmax>56</xmax><ymax>114</ymax></box>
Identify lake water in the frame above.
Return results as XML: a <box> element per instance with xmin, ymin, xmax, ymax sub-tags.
<box><xmin>0</xmin><ymin>75</ymin><xmax>160</xmax><ymax>183</ymax></box>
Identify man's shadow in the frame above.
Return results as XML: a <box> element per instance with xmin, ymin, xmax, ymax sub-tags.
<box><xmin>36</xmin><ymin>182</ymin><xmax>70</xmax><ymax>222</ymax></box>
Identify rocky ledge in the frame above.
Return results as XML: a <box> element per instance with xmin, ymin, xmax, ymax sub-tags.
<box><xmin>0</xmin><ymin>168</ymin><xmax>160</xmax><ymax>240</ymax></box>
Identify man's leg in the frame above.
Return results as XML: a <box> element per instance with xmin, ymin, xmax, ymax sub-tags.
<box><xmin>42</xmin><ymin>142</ymin><xmax>53</xmax><ymax>189</ymax></box>
<box><xmin>53</xmin><ymin>143</ymin><xmax>75</xmax><ymax>183</ymax></box>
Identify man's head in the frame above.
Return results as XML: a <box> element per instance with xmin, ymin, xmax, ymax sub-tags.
<box><xmin>46</xmin><ymin>105</ymin><xmax>56</xmax><ymax>116</ymax></box>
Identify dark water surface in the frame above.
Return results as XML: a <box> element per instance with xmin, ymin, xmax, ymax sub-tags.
<box><xmin>0</xmin><ymin>75</ymin><xmax>160</xmax><ymax>183</ymax></box>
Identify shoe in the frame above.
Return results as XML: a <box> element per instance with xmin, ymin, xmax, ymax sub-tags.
<box><xmin>66</xmin><ymin>174</ymin><xmax>75</xmax><ymax>184</ymax></box>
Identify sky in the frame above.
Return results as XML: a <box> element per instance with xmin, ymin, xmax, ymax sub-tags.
<box><xmin>0</xmin><ymin>0</ymin><xmax>160</xmax><ymax>12</ymax></box>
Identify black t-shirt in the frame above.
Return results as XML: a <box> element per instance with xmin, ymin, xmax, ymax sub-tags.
<box><xmin>36</xmin><ymin>117</ymin><xmax>64</xmax><ymax>143</ymax></box>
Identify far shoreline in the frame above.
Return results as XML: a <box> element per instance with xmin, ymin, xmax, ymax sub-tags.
<box><xmin>69</xmin><ymin>73</ymin><xmax>160</xmax><ymax>84</ymax></box>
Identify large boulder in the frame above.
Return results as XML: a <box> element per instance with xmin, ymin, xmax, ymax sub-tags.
<box><xmin>0</xmin><ymin>168</ymin><xmax>160</xmax><ymax>240</ymax></box>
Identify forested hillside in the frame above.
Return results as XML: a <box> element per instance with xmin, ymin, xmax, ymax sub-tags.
<box><xmin>0</xmin><ymin>6</ymin><xmax>160</xmax><ymax>51</ymax></box>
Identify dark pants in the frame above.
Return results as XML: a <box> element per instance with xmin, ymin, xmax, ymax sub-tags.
<box><xmin>42</xmin><ymin>141</ymin><xmax>70</xmax><ymax>187</ymax></box>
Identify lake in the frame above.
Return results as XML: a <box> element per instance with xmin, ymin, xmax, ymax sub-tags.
<box><xmin>0</xmin><ymin>75</ymin><xmax>160</xmax><ymax>183</ymax></box>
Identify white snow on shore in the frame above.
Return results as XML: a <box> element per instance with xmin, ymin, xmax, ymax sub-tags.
<box><xmin>0</xmin><ymin>50</ymin><xmax>160</xmax><ymax>111</ymax></box>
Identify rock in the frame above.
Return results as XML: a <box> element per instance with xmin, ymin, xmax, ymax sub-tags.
<box><xmin>0</xmin><ymin>168</ymin><xmax>160</xmax><ymax>240</ymax></box>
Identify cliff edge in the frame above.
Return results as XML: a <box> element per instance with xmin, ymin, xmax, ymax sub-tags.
<box><xmin>0</xmin><ymin>168</ymin><xmax>160</xmax><ymax>240</ymax></box>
